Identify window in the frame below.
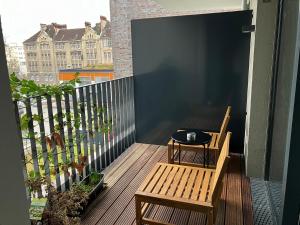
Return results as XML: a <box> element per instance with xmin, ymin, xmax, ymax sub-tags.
<box><xmin>56</xmin><ymin>52</ymin><xmax>67</xmax><ymax>69</ymax></box>
<box><xmin>103</xmin><ymin>38</ymin><xmax>112</xmax><ymax>47</ymax></box>
<box><xmin>25</xmin><ymin>44</ymin><xmax>36</xmax><ymax>51</ymax></box>
<box><xmin>104</xmin><ymin>51</ymin><xmax>112</xmax><ymax>63</ymax></box>
<box><xmin>86</xmin><ymin>41</ymin><xmax>96</xmax><ymax>49</ymax></box>
<box><xmin>71</xmin><ymin>51</ymin><xmax>82</xmax><ymax>68</ymax></box>
<box><xmin>71</xmin><ymin>42</ymin><xmax>81</xmax><ymax>49</ymax></box>
<box><xmin>40</xmin><ymin>43</ymin><xmax>50</xmax><ymax>50</ymax></box>
<box><xmin>28</xmin><ymin>61</ymin><xmax>38</xmax><ymax>72</ymax></box>
<box><xmin>55</xmin><ymin>42</ymin><xmax>65</xmax><ymax>50</ymax></box>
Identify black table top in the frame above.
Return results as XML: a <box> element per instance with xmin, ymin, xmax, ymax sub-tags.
<box><xmin>171</xmin><ymin>128</ymin><xmax>212</xmax><ymax>145</ymax></box>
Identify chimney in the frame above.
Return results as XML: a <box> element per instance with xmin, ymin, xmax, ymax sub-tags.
<box><xmin>40</xmin><ymin>24</ymin><xmax>47</xmax><ymax>31</ymax></box>
<box><xmin>100</xmin><ymin>16</ymin><xmax>107</xmax><ymax>32</ymax></box>
<box><xmin>85</xmin><ymin>21</ymin><xmax>91</xmax><ymax>27</ymax></box>
<box><xmin>52</xmin><ymin>23</ymin><xmax>67</xmax><ymax>34</ymax></box>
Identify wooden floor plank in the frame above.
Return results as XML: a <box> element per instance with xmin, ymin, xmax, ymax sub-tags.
<box><xmin>241</xmin><ymin>157</ymin><xmax>255</xmax><ymax>225</ymax></box>
<box><xmin>225</xmin><ymin>155</ymin><xmax>243</xmax><ymax>225</ymax></box>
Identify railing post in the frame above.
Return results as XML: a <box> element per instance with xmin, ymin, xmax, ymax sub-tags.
<box><xmin>79</xmin><ymin>87</ymin><xmax>89</xmax><ymax>177</ymax></box>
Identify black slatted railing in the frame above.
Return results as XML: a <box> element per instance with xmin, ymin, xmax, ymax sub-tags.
<box><xmin>14</xmin><ymin>76</ymin><xmax>135</xmax><ymax>192</ymax></box>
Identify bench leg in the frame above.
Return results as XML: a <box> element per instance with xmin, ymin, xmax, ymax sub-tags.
<box><xmin>135</xmin><ymin>196</ymin><xmax>142</xmax><ymax>225</ymax></box>
<box><xmin>207</xmin><ymin>209</ymin><xmax>214</xmax><ymax>225</ymax></box>
<box><xmin>168</xmin><ymin>143</ymin><xmax>174</xmax><ymax>164</ymax></box>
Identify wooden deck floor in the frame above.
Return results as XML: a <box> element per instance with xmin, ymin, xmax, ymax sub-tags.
<box><xmin>81</xmin><ymin>143</ymin><xmax>254</xmax><ymax>225</ymax></box>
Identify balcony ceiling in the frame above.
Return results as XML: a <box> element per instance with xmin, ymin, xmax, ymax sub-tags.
<box><xmin>152</xmin><ymin>0</ymin><xmax>246</xmax><ymax>13</ymax></box>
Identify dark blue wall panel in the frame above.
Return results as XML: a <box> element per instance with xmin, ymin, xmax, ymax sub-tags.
<box><xmin>132</xmin><ymin>11</ymin><xmax>252</xmax><ymax>152</ymax></box>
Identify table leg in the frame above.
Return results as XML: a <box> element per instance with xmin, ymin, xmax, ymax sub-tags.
<box><xmin>172</xmin><ymin>140</ymin><xmax>175</xmax><ymax>163</ymax></box>
<box><xmin>203</xmin><ymin>144</ymin><xmax>206</xmax><ymax>168</ymax></box>
<box><xmin>206</xmin><ymin>145</ymin><xmax>209</xmax><ymax>168</ymax></box>
<box><xmin>178</xmin><ymin>143</ymin><xmax>181</xmax><ymax>165</ymax></box>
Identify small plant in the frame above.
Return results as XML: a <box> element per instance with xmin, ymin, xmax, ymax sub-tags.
<box><xmin>89</xmin><ymin>171</ymin><xmax>102</xmax><ymax>186</ymax></box>
<box><xmin>25</xmin><ymin>171</ymin><xmax>47</xmax><ymax>195</ymax></box>
<box><xmin>42</xmin><ymin>184</ymin><xmax>89</xmax><ymax>225</ymax></box>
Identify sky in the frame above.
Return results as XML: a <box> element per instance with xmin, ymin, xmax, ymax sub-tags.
<box><xmin>0</xmin><ymin>0</ymin><xmax>110</xmax><ymax>44</ymax></box>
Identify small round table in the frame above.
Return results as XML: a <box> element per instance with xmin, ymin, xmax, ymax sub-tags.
<box><xmin>171</xmin><ymin>129</ymin><xmax>212</xmax><ymax>167</ymax></box>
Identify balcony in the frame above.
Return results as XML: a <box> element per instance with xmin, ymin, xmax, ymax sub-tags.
<box><xmin>2</xmin><ymin>1</ymin><xmax>300</xmax><ymax>224</ymax></box>
<box><xmin>12</xmin><ymin>76</ymin><xmax>254</xmax><ymax>225</ymax></box>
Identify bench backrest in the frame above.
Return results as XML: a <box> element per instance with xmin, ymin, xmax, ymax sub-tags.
<box><xmin>209</xmin><ymin>132</ymin><xmax>231</xmax><ymax>203</ymax></box>
<box><xmin>217</xmin><ymin>106</ymin><xmax>231</xmax><ymax>149</ymax></box>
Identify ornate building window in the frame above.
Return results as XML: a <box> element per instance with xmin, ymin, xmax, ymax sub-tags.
<box><xmin>103</xmin><ymin>38</ymin><xmax>112</xmax><ymax>47</ymax></box>
<box><xmin>86</xmin><ymin>41</ymin><xmax>96</xmax><ymax>49</ymax></box>
<box><xmin>55</xmin><ymin>42</ymin><xmax>65</xmax><ymax>50</ymax></box>
<box><xmin>71</xmin><ymin>42</ymin><xmax>81</xmax><ymax>49</ymax></box>
<box><xmin>40</xmin><ymin>43</ymin><xmax>50</xmax><ymax>50</ymax></box>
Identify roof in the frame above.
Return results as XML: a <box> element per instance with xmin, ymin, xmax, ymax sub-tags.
<box><xmin>53</xmin><ymin>28</ymin><xmax>85</xmax><ymax>42</ymax></box>
<box><xmin>24</xmin><ymin>20</ymin><xmax>111</xmax><ymax>44</ymax></box>
<box><xmin>24</xmin><ymin>24</ymin><xmax>56</xmax><ymax>44</ymax></box>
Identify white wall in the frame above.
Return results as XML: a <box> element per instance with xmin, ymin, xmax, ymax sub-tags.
<box><xmin>153</xmin><ymin>0</ymin><xmax>247</xmax><ymax>11</ymax></box>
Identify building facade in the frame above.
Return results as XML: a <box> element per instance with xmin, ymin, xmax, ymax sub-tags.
<box><xmin>23</xmin><ymin>16</ymin><xmax>113</xmax><ymax>84</ymax></box>
<box><xmin>5</xmin><ymin>43</ymin><xmax>27</xmax><ymax>78</ymax></box>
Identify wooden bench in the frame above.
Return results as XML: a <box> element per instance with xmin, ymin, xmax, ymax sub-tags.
<box><xmin>135</xmin><ymin>132</ymin><xmax>231</xmax><ymax>225</ymax></box>
<box><xmin>167</xmin><ymin>106</ymin><xmax>231</xmax><ymax>167</ymax></box>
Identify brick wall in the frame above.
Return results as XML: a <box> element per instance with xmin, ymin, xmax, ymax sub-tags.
<box><xmin>110</xmin><ymin>0</ymin><xmax>224</xmax><ymax>78</ymax></box>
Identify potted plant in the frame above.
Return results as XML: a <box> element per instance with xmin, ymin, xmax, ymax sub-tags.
<box><xmin>80</xmin><ymin>171</ymin><xmax>105</xmax><ymax>204</ymax></box>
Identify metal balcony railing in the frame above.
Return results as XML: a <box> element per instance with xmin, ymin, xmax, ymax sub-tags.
<box><xmin>14</xmin><ymin>76</ymin><xmax>135</xmax><ymax>193</ymax></box>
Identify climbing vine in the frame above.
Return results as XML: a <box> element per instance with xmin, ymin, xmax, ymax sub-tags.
<box><xmin>10</xmin><ymin>72</ymin><xmax>80</xmax><ymax>101</ymax></box>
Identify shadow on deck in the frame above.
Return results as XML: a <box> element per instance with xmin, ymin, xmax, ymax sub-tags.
<box><xmin>81</xmin><ymin>143</ymin><xmax>254</xmax><ymax>225</ymax></box>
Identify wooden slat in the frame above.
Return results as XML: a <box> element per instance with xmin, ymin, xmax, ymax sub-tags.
<box><xmin>241</xmin><ymin>157</ymin><xmax>255</xmax><ymax>225</ymax></box>
<box><xmin>199</xmin><ymin>171</ymin><xmax>213</xmax><ymax>202</ymax></box>
<box><xmin>159</xmin><ymin>167</ymin><xmax>179</xmax><ymax>195</ymax></box>
<box><xmin>167</xmin><ymin>167</ymin><xmax>185</xmax><ymax>197</ymax></box>
<box><xmin>175</xmin><ymin>167</ymin><xmax>192</xmax><ymax>198</ymax></box>
<box><xmin>183</xmin><ymin>169</ymin><xmax>198</xmax><ymax>199</ymax></box>
<box><xmin>209</xmin><ymin>132</ymin><xmax>218</xmax><ymax>148</ymax></box>
<box><xmin>191</xmin><ymin>170</ymin><xmax>205</xmax><ymax>201</ymax></box>
<box><xmin>153</xmin><ymin>166</ymin><xmax>172</xmax><ymax>194</ymax></box>
<box><xmin>139</xmin><ymin>163</ymin><xmax>161</xmax><ymax>192</ymax></box>
<box><xmin>145</xmin><ymin>164</ymin><xmax>167</xmax><ymax>193</ymax></box>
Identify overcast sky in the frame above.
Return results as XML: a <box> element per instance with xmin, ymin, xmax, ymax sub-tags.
<box><xmin>0</xmin><ymin>0</ymin><xmax>110</xmax><ymax>44</ymax></box>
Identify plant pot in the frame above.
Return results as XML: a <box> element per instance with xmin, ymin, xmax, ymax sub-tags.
<box><xmin>80</xmin><ymin>172</ymin><xmax>104</xmax><ymax>204</ymax></box>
